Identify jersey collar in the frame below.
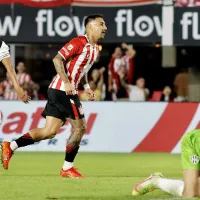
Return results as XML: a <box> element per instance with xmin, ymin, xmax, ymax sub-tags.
<box><xmin>84</xmin><ymin>34</ymin><xmax>97</xmax><ymax>48</ymax></box>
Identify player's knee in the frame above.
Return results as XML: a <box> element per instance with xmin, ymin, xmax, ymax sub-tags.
<box><xmin>43</xmin><ymin>128</ymin><xmax>57</xmax><ymax>139</ymax></box>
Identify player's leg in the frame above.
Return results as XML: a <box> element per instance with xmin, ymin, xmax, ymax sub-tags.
<box><xmin>13</xmin><ymin>116</ymin><xmax>63</xmax><ymax>145</ymax></box>
<box><xmin>132</xmin><ymin>172</ymin><xmax>164</xmax><ymax>196</ymax></box>
<box><xmin>182</xmin><ymin>169</ymin><xmax>199</xmax><ymax>197</ymax></box>
<box><xmin>61</xmin><ymin>117</ymin><xmax>86</xmax><ymax>178</ymax></box>
<box><xmin>1</xmin><ymin>116</ymin><xmax>63</xmax><ymax>169</ymax></box>
<box><xmin>153</xmin><ymin>175</ymin><xmax>184</xmax><ymax>196</ymax></box>
<box><xmin>150</xmin><ymin>132</ymin><xmax>200</xmax><ymax>197</ymax></box>
<box><xmin>132</xmin><ymin>130</ymin><xmax>198</xmax><ymax>197</ymax></box>
<box><xmin>132</xmin><ymin>173</ymin><xmax>185</xmax><ymax>197</ymax></box>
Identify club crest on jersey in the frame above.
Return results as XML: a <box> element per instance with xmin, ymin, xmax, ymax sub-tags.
<box><xmin>190</xmin><ymin>155</ymin><xmax>199</xmax><ymax>164</ymax></box>
<box><xmin>67</xmin><ymin>44</ymin><xmax>73</xmax><ymax>51</ymax></box>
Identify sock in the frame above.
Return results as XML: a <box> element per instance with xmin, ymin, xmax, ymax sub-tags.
<box><xmin>10</xmin><ymin>141</ymin><xmax>18</xmax><ymax>151</ymax></box>
<box><xmin>63</xmin><ymin>161</ymin><xmax>73</xmax><ymax>170</ymax></box>
<box><xmin>65</xmin><ymin>146</ymin><xmax>79</xmax><ymax>162</ymax></box>
<box><xmin>15</xmin><ymin>133</ymin><xmax>35</xmax><ymax>148</ymax></box>
<box><xmin>154</xmin><ymin>178</ymin><xmax>184</xmax><ymax>197</ymax></box>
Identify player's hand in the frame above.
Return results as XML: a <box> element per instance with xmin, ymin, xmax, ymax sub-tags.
<box><xmin>84</xmin><ymin>88</ymin><xmax>95</xmax><ymax>101</ymax></box>
<box><xmin>64</xmin><ymin>82</ymin><xmax>75</xmax><ymax>95</ymax></box>
<box><xmin>15</xmin><ymin>87</ymin><xmax>31</xmax><ymax>104</ymax></box>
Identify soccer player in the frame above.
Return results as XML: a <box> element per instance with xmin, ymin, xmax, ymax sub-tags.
<box><xmin>0</xmin><ymin>39</ymin><xmax>30</xmax><ymax>103</ymax></box>
<box><xmin>132</xmin><ymin>129</ymin><xmax>200</xmax><ymax>198</ymax></box>
<box><xmin>1</xmin><ymin>14</ymin><xmax>107</xmax><ymax>178</ymax></box>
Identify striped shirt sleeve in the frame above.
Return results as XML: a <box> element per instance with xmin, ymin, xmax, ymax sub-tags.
<box><xmin>58</xmin><ymin>38</ymin><xmax>81</xmax><ymax>60</ymax></box>
<box><xmin>0</xmin><ymin>41</ymin><xmax>10</xmax><ymax>62</ymax></box>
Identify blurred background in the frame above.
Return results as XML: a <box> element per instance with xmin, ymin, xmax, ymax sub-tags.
<box><xmin>1</xmin><ymin>0</ymin><xmax>200</xmax><ymax>153</ymax></box>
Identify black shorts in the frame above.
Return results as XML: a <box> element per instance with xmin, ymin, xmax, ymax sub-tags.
<box><xmin>42</xmin><ymin>88</ymin><xmax>84</xmax><ymax>123</ymax></box>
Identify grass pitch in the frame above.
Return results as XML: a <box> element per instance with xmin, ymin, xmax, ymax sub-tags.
<box><xmin>0</xmin><ymin>152</ymin><xmax>184</xmax><ymax>200</ymax></box>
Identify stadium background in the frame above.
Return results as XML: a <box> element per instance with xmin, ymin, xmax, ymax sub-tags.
<box><xmin>1</xmin><ymin>1</ymin><xmax>200</xmax><ymax>199</ymax></box>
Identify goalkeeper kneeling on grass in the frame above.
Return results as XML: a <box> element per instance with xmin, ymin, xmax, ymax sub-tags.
<box><xmin>132</xmin><ymin>129</ymin><xmax>200</xmax><ymax>198</ymax></box>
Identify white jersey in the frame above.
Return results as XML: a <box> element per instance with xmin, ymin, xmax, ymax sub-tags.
<box><xmin>128</xmin><ymin>85</ymin><xmax>149</xmax><ymax>101</ymax></box>
<box><xmin>0</xmin><ymin>40</ymin><xmax>10</xmax><ymax>62</ymax></box>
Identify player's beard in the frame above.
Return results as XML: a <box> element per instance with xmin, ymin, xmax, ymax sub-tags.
<box><xmin>99</xmin><ymin>33</ymin><xmax>105</xmax><ymax>40</ymax></box>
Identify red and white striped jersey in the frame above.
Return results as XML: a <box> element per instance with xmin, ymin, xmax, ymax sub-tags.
<box><xmin>1</xmin><ymin>80</ymin><xmax>18</xmax><ymax>100</ymax></box>
<box><xmin>1</xmin><ymin>73</ymin><xmax>31</xmax><ymax>100</ymax></box>
<box><xmin>17</xmin><ymin>73</ymin><xmax>31</xmax><ymax>85</ymax></box>
<box><xmin>49</xmin><ymin>35</ymin><xmax>99</xmax><ymax>92</ymax></box>
<box><xmin>122</xmin><ymin>55</ymin><xmax>134</xmax><ymax>84</ymax></box>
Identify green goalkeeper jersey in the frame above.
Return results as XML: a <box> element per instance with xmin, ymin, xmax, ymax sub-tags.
<box><xmin>181</xmin><ymin>129</ymin><xmax>200</xmax><ymax>170</ymax></box>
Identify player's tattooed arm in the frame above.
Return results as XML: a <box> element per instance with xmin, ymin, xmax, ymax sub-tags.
<box><xmin>53</xmin><ymin>54</ymin><xmax>70</xmax><ymax>83</ymax></box>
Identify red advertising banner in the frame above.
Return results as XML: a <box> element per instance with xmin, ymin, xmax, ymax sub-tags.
<box><xmin>176</xmin><ymin>0</ymin><xmax>200</xmax><ymax>6</ymax></box>
<box><xmin>0</xmin><ymin>0</ymin><xmax>160</xmax><ymax>7</ymax></box>
<box><xmin>72</xmin><ymin>0</ymin><xmax>160</xmax><ymax>6</ymax></box>
<box><xmin>0</xmin><ymin>0</ymin><xmax>72</xmax><ymax>7</ymax></box>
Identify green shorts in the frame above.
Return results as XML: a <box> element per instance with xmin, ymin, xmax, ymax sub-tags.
<box><xmin>181</xmin><ymin>129</ymin><xmax>200</xmax><ymax>170</ymax></box>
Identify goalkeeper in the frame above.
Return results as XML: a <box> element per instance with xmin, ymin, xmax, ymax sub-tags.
<box><xmin>132</xmin><ymin>129</ymin><xmax>200</xmax><ymax>198</ymax></box>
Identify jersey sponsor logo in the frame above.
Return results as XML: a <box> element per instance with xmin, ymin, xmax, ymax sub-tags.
<box><xmin>62</xmin><ymin>47</ymin><xmax>69</xmax><ymax>56</ymax></box>
<box><xmin>67</xmin><ymin>44</ymin><xmax>73</xmax><ymax>51</ymax></box>
<box><xmin>190</xmin><ymin>155</ymin><xmax>199</xmax><ymax>164</ymax></box>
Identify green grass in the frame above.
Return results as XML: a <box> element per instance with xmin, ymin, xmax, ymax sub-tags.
<box><xmin>0</xmin><ymin>152</ymin><xmax>185</xmax><ymax>200</ymax></box>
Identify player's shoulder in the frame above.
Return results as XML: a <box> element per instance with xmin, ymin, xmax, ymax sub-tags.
<box><xmin>69</xmin><ymin>35</ymin><xmax>87</xmax><ymax>45</ymax></box>
<box><xmin>77</xmin><ymin>35</ymin><xmax>88</xmax><ymax>44</ymax></box>
<box><xmin>66</xmin><ymin>35</ymin><xmax>87</xmax><ymax>50</ymax></box>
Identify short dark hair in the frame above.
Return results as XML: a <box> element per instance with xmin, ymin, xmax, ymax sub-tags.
<box><xmin>84</xmin><ymin>14</ymin><xmax>104</xmax><ymax>27</ymax></box>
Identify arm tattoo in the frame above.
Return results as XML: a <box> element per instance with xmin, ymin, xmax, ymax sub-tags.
<box><xmin>53</xmin><ymin>54</ymin><xmax>69</xmax><ymax>83</ymax></box>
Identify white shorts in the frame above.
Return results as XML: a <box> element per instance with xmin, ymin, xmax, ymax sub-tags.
<box><xmin>0</xmin><ymin>41</ymin><xmax>10</xmax><ymax>62</ymax></box>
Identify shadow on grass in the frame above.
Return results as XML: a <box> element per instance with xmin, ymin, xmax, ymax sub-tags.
<box><xmin>46</xmin><ymin>195</ymin><xmax>132</xmax><ymax>200</ymax></box>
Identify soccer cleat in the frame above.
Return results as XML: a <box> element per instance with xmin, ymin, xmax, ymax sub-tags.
<box><xmin>132</xmin><ymin>172</ymin><xmax>163</xmax><ymax>196</ymax></box>
<box><xmin>60</xmin><ymin>167</ymin><xmax>85</xmax><ymax>178</ymax></box>
<box><xmin>1</xmin><ymin>141</ymin><xmax>13</xmax><ymax>170</ymax></box>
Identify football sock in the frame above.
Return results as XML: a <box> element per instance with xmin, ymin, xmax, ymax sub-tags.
<box><xmin>63</xmin><ymin>146</ymin><xmax>79</xmax><ymax>170</ymax></box>
<box><xmin>154</xmin><ymin>178</ymin><xmax>184</xmax><ymax>197</ymax></box>
<box><xmin>63</xmin><ymin>161</ymin><xmax>73</xmax><ymax>170</ymax></box>
<box><xmin>65</xmin><ymin>146</ymin><xmax>79</xmax><ymax>162</ymax></box>
<box><xmin>10</xmin><ymin>141</ymin><xmax>18</xmax><ymax>151</ymax></box>
<box><xmin>13</xmin><ymin>133</ymin><xmax>35</xmax><ymax>150</ymax></box>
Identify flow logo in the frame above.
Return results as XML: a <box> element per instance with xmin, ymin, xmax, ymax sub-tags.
<box><xmin>35</xmin><ymin>9</ymin><xmax>86</xmax><ymax>37</ymax></box>
<box><xmin>115</xmin><ymin>9</ymin><xmax>162</xmax><ymax>37</ymax></box>
<box><xmin>0</xmin><ymin>16</ymin><xmax>22</xmax><ymax>36</ymax></box>
<box><xmin>181</xmin><ymin>12</ymin><xmax>200</xmax><ymax>40</ymax></box>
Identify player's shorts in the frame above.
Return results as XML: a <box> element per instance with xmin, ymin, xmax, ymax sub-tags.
<box><xmin>0</xmin><ymin>41</ymin><xmax>10</xmax><ymax>62</ymax></box>
<box><xmin>42</xmin><ymin>88</ymin><xmax>84</xmax><ymax>124</ymax></box>
<box><xmin>181</xmin><ymin>129</ymin><xmax>200</xmax><ymax>170</ymax></box>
